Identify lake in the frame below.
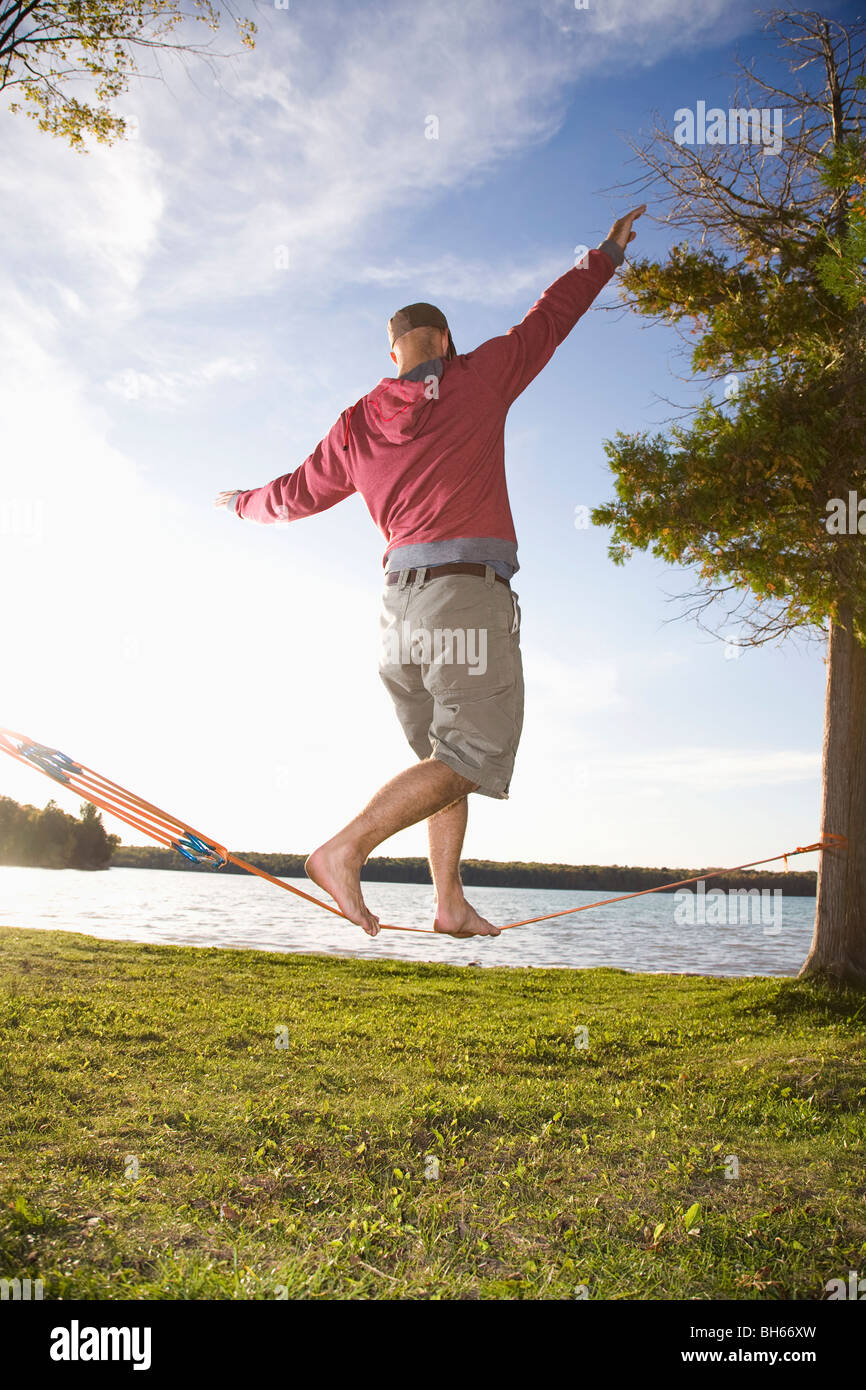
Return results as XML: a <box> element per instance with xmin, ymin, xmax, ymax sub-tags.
<box><xmin>0</xmin><ymin>865</ymin><xmax>817</xmax><ymax>975</ymax></box>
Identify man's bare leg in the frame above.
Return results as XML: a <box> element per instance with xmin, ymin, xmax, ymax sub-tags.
<box><xmin>427</xmin><ymin>797</ymin><xmax>500</xmax><ymax>938</ymax></box>
<box><xmin>305</xmin><ymin>759</ymin><xmax>477</xmax><ymax>936</ymax></box>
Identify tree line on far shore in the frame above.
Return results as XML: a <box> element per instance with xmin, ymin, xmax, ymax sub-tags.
<box><xmin>112</xmin><ymin>845</ymin><xmax>817</xmax><ymax>897</ymax></box>
<box><xmin>0</xmin><ymin>796</ymin><xmax>119</xmax><ymax>870</ymax></box>
<box><xmin>0</xmin><ymin>795</ymin><xmax>818</xmax><ymax>893</ymax></box>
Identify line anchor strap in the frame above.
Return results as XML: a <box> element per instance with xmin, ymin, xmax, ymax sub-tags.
<box><xmin>173</xmin><ymin>833</ymin><xmax>228</xmax><ymax>869</ymax></box>
<box><xmin>18</xmin><ymin>741</ymin><xmax>82</xmax><ymax>785</ymax></box>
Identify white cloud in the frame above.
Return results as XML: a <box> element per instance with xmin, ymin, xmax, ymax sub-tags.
<box><xmin>0</xmin><ymin>124</ymin><xmax>164</xmax><ymax>320</ymax></box>
<box><xmin>539</xmin><ymin>0</ymin><xmax>752</xmax><ymax>50</ymax></box>
<box><xmin>599</xmin><ymin>748</ymin><xmax>818</xmax><ymax>791</ymax></box>
<box><xmin>355</xmin><ymin>254</ymin><xmax>568</xmax><ymax>305</ymax></box>
<box><xmin>1</xmin><ymin>0</ymin><xmax>763</xmax><ymax>321</ymax></box>
<box><xmin>121</xmin><ymin>0</ymin><xmax>609</xmax><ymax>309</ymax></box>
<box><xmin>105</xmin><ymin>355</ymin><xmax>258</xmax><ymax>404</ymax></box>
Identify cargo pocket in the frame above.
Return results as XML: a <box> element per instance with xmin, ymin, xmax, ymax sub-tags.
<box><xmin>424</xmin><ymin>624</ymin><xmax>515</xmax><ymax>702</ymax></box>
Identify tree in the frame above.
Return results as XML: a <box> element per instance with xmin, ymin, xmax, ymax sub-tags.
<box><xmin>70</xmin><ymin>800</ymin><xmax>120</xmax><ymax>868</ymax></box>
<box><xmin>592</xmin><ymin>9</ymin><xmax>866</xmax><ymax>985</ymax></box>
<box><xmin>815</xmin><ymin>80</ymin><xmax>866</xmax><ymax>309</ymax></box>
<box><xmin>0</xmin><ymin>794</ymin><xmax>119</xmax><ymax>866</ymax></box>
<box><xmin>0</xmin><ymin>794</ymin><xmax>31</xmax><ymax>863</ymax></box>
<box><xmin>29</xmin><ymin>798</ymin><xmax>75</xmax><ymax>866</ymax></box>
<box><xmin>0</xmin><ymin>0</ymin><xmax>255</xmax><ymax>148</ymax></box>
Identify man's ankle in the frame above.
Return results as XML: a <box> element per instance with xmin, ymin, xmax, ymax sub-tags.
<box><xmin>434</xmin><ymin>887</ymin><xmax>465</xmax><ymax>914</ymax></box>
<box><xmin>315</xmin><ymin>834</ymin><xmax>365</xmax><ymax>870</ymax></box>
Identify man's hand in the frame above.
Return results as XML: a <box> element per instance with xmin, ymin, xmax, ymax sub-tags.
<box><xmin>214</xmin><ymin>490</ymin><xmax>241</xmax><ymax>509</ymax></box>
<box><xmin>607</xmin><ymin>204</ymin><xmax>647</xmax><ymax>253</ymax></box>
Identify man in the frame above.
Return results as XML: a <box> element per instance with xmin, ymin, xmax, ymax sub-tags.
<box><xmin>216</xmin><ymin>204</ymin><xmax>645</xmax><ymax>939</ymax></box>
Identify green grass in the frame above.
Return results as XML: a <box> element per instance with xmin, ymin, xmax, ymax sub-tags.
<box><xmin>0</xmin><ymin>925</ymin><xmax>864</xmax><ymax>1300</ymax></box>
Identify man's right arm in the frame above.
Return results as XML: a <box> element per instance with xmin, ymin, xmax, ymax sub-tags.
<box><xmin>215</xmin><ymin>410</ymin><xmax>358</xmax><ymax>524</ymax></box>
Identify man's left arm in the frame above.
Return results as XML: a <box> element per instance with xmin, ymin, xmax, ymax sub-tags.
<box><xmin>466</xmin><ymin>204</ymin><xmax>645</xmax><ymax>408</ymax></box>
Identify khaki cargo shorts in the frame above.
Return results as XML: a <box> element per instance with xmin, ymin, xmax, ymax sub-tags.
<box><xmin>378</xmin><ymin>567</ymin><xmax>524</xmax><ymax>799</ymax></box>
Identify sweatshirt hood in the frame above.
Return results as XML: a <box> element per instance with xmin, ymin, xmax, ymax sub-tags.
<box><xmin>364</xmin><ymin>361</ymin><xmax>444</xmax><ymax>444</ymax></box>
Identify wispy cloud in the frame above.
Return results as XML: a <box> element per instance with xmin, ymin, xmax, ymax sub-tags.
<box><xmin>137</xmin><ymin>2</ymin><xmax>580</xmax><ymax>308</ymax></box>
<box><xmin>0</xmin><ymin>133</ymin><xmax>164</xmax><ymax>320</ymax></box>
<box><xmin>0</xmin><ymin>0</ymin><xmax>759</xmax><ymax>326</ymax></box>
<box><xmin>354</xmin><ymin>254</ymin><xmax>570</xmax><ymax>304</ymax></box>
<box><xmin>599</xmin><ymin>748</ymin><xmax>819</xmax><ymax>791</ymax></box>
<box><xmin>105</xmin><ymin>355</ymin><xmax>258</xmax><ymax>404</ymax></box>
<box><xmin>539</xmin><ymin>0</ymin><xmax>751</xmax><ymax>50</ymax></box>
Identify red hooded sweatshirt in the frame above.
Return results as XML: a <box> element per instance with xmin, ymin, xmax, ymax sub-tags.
<box><xmin>232</xmin><ymin>246</ymin><xmax>618</xmax><ymax>565</ymax></box>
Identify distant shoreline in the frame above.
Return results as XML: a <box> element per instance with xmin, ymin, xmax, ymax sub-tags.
<box><xmin>110</xmin><ymin>845</ymin><xmax>818</xmax><ymax>896</ymax></box>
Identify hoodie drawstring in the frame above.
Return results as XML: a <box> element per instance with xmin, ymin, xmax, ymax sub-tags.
<box><xmin>342</xmin><ymin>403</ymin><xmax>358</xmax><ymax>452</ymax></box>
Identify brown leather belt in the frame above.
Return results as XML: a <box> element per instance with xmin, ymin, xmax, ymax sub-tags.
<box><xmin>385</xmin><ymin>561</ymin><xmax>510</xmax><ymax>588</ymax></box>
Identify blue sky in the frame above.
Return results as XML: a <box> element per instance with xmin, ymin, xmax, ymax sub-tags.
<box><xmin>1</xmin><ymin>0</ymin><xmax>858</xmax><ymax>875</ymax></box>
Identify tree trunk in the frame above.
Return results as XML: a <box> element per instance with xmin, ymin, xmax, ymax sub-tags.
<box><xmin>800</xmin><ymin>607</ymin><xmax>866</xmax><ymax>986</ymax></box>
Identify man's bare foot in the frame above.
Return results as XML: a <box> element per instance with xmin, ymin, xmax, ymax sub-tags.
<box><xmin>433</xmin><ymin>899</ymin><xmax>501</xmax><ymax>939</ymax></box>
<box><xmin>305</xmin><ymin>842</ymin><xmax>380</xmax><ymax>937</ymax></box>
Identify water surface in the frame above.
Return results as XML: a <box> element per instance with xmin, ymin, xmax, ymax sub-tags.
<box><xmin>0</xmin><ymin>866</ymin><xmax>816</xmax><ymax>975</ymax></box>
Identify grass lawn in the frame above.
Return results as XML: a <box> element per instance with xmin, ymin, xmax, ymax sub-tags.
<box><xmin>0</xmin><ymin>925</ymin><xmax>864</xmax><ymax>1300</ymax></box>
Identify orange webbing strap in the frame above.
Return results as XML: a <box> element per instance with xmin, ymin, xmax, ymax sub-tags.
<box><xmin>0</xmin><ymin>727</ymin><xmax>350</xmax><ymax>922</ymax></box>
<box><xmin>495</xmin><ymin>836</ymin><xmax>847</xmax><ymax>931</ymax></box>
<box><xmin>0</xmin><ymin>727</ymin><xmax>847</xmax><ymax>937</ymax></box>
